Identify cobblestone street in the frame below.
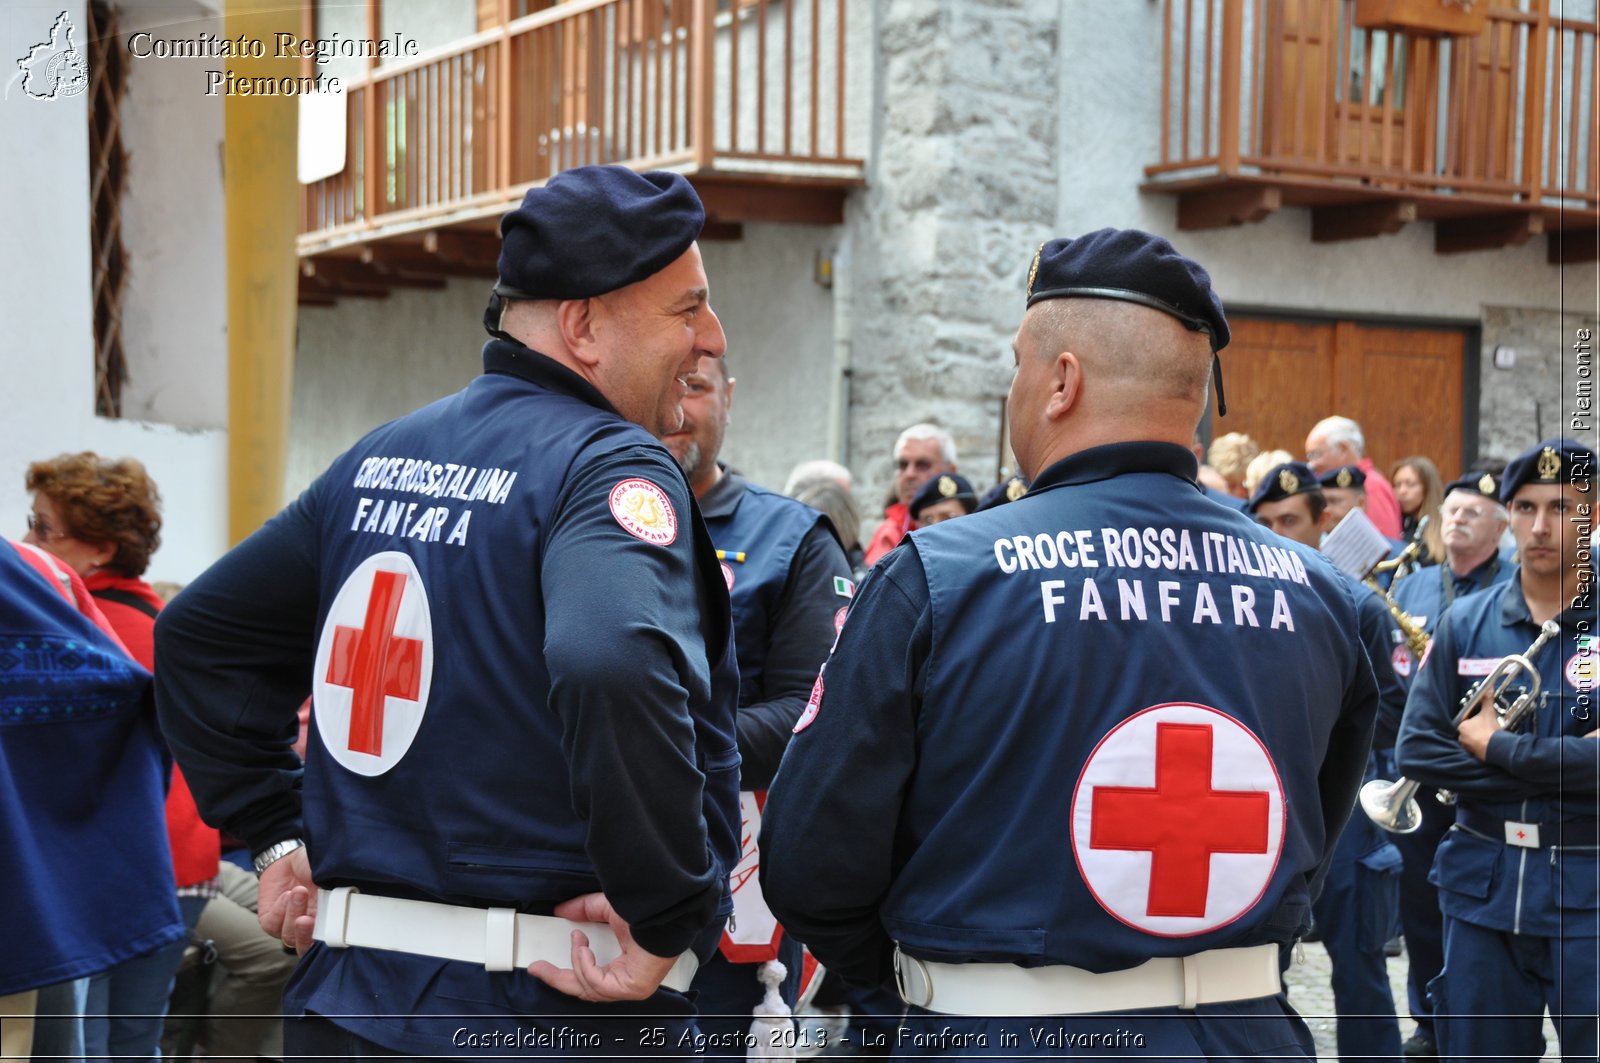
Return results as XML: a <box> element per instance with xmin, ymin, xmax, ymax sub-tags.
<box><xmin>1285</xmin><ymin>938</ymin><xmax>1561</xmax><ymax>1060</ymax></box>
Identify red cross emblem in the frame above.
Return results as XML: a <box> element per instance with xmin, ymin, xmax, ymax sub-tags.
<box><xmin>324</xmin><ymin>570</ymin><xmax>424</xmax><ymax>756</ymax></box>
<box><xmin>1071</xmin><ymin>703</ymin><xmax>1284</xmax><ymax>936</ymax></box>
<box><xmin>313</xmin><ymin>552</ymin><xmax>435</xmax><ymax>776</ymax></box>
<box><xmin>1091</xmin><ymin>723</ymin><xmax>1270</xmax><ymax>917</ymax></box>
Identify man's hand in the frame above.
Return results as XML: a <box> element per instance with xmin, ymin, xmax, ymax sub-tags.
<box><xmin>1457</xmin><ymin>702</ymin><xmax>1499</xmax><ymax>762</ymax></box>
<box><xmin>257</xmin><ymin>848</ymin><xmax>318</xmax><ymax>955</ymax></box>
<box><xmin>528</xmin><ymin>893</ymin><xmax>676</xmax><ymax>1002</ymax></box>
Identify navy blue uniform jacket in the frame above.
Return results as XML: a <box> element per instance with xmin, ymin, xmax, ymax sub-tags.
<box><xmin>760</xmin><ymin>442</ymin><xmax>1380</xmax><ymax>986</ymax></box>
<box><xmin>155</xmin><ymin>342</ymin><xmax>741</xmax><ymax>1046</ymax></box>
<box><xmin>698</xmin><ymin>468</ymin><xmax>851</xmax><ymax>788</ymax></box>
<box><xmin>1396</xmin><ymin>572</ymin><xmax>1599</xmax><ymax>937</ymax></box>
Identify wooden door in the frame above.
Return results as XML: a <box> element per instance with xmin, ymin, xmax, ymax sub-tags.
<box><xmin>1221</xmin><ymin>316</ymin><xmax>1467</xmax><ymax>479</ymax></box>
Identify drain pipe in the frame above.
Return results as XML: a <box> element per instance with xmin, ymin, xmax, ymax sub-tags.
<box><xmin>827</xmin><ymin>231</ymin><xmax>854</xmax><ymax>470</ymax></box>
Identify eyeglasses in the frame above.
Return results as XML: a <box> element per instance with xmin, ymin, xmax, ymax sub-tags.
<box><xmin>26</xmin><ymin>513</ymin><xmax>69</xmax><ymax>541</ymax></box>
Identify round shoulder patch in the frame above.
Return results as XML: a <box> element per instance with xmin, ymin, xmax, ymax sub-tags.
<box><xmin>793</xmin><ymin>668</ymin><xmax>825</xmax><ymax>733</ymax></box>
<box><xmin>1070</xmin><ymin>703</ymin><xmax>1284</xmax><ymax>938</ymax></box>
<box><xmin>610</xmin><ymin>479</ymin><xmax>678</xmax><ymax>545</ymax></box>
<box><xmin>312</xmin><ymin>551</ymin><xmax>435</xmax><ymax>777</ymax></box>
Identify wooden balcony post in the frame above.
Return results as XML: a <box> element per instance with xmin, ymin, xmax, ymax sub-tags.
<box><xmin>1218</xmin><ymin>0</ymin><xmax>1245</xmax><ymax>174</ymax></box>
<box><xmin>1520</xmin><ymin>0</ymin><xmax>1548</xmax><ymax>204</ymax></box>
<box><xmin>691</xmin><ymin>0</ymin><xmax>715</xmax><ymax>169</ymax></box>
<box><xmin>496</xmin><ymin>0</ymin><xmax>511</xmax><ymax>189</ymax></box>
<box><xmin>364</xmin><ymin>0</ymin><xmax>382</xmax><ymax>218</ymax></box>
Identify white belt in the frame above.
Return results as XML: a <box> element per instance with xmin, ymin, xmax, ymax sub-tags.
<box><xmin>312</xmin><ymin>887</ymin><xmax>699</xmax><ymax>993</ymax></box>
<box><xmin>893</xmin><ymin>943</ymin><xmax>1280</xmax><ymax>1015</ymax></box>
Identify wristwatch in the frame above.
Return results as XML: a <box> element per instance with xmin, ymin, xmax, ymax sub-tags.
<box><xmin>252</xmin><ymin>837</ymin><xmax>306</xmax><ymax>875</ymax></box>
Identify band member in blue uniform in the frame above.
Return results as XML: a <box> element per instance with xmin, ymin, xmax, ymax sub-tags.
<box><xmin>1397</xmin><ymin>437</ymin><xmax>1599</xmax><ymax>1063</ymax></box>
<box><xmin>908</xmin><ymin>473</ymin><xmax>979</xmax><ymax>526</ymax></box>
<box><xmin>661</xmin><ymin>355</ymin><xmax>851</xmax><ymax>1044</ymax></box>
<box><xmin>1386</xmin><ymin>469</ymin><xmax>1512</xmax><ymax>1059</ymax></box>
<box><xmin>1249</xmin><ymin>462</ymin><xmax>1405</xmax><ymax>1063</ymax></box>
<box><xmin>761</xmin><ymin>229</ymin><xmax>1380</xmax><ymax>1058</ymax></box>
<box><xmin>154</xmin><ymin>166</ymin><xmax>741</xmax><ymax>1059</ymax></box>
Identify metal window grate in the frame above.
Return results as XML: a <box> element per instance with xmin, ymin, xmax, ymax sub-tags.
<box><xmin>87</xmin><ymin>0</ymin><xmax>129</xmax><ymax>419</ymax></box>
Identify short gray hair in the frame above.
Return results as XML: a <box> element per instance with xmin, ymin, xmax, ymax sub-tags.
<box><xmin>895</xmin><ymin>423</ymin><xmax>957</xmax><ymax>466</ymax></box>
<box><xmin>792</xmin><ymin>479</ymin><xmax>861</xmax><ymax>550</ymax></box>
<box><xmin>1311</xmin><ymin>415</ymin><xmax>1365</xmax><ymax>457</ymax></box>
<box><xmin>784</xmin><ymin>459</ymin><xmax>853</xmax><ymax>496</ymax></box>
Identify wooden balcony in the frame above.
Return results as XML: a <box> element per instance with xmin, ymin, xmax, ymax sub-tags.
<box><xmin>298</xmin><ymin>0</ymin><xmax>862</xmax><ymax>303</ymax></box>
<box><xmin>1142</xmin><ymin>0</ymin><xmax>1599</xmax><ymax>261</ymax></box>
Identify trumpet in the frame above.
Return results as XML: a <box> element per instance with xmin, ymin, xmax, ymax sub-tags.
<box><xmin>1362</xmin><ymin>537</ymin><xmax>1429</xmax><ymax>661</ymax></box>
<box><xmin>1360</xmin><ymin>620</ymin><xmax>1560</xmax><ymax>834</ymax></box>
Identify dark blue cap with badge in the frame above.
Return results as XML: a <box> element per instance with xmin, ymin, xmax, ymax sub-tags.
<box><xmin>1444</xmin><ymin>469</ymin><xmax>1501</xmax><ymax>500</ymax></box>
<box><xmin>494</xmin><ymin>165</ymin><xmax>704</xmax><ymax>303</ymax></box>
<box><xmin>1024</xmin><ymin>228</ymin><xmax>1231</xmax><ymax>414</ymax></box>
<box><xmin>1247</xmin><ymin>461</ymin><xmax>1322</xmax><ymax>514</ymax></box>
<box><xmin>1318</xmin><ymin>464</ymin><xmax>1367</xmax><ymax>491</ymax></box>
<box><xmin>1500</xmin><ymin>437</ymin><xmax>1596</xmax><ymax>502</ymax></box>
<box><xmin>910</xmin><ymin>473</ymin><xmax>978</xmax><ymax>520</ymax></box>
<box><xmin>977</xmin><ymin>474</ymin><xmax>1029</xmax><ymax>512</ymax></box>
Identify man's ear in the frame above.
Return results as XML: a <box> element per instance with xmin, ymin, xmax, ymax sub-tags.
<box><xmin>1042</xmin><ymin>350</ymin><xmax>1082</xmax><ymax>421</ymax></box>
<box><xmin>558</xmin><ymin>298</ymin><xmax>601</xmax><ymax>367</ymax></box>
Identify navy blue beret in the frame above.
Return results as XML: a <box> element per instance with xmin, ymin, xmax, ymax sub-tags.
<box><xmin>495</xmin><ymin>166</ymin><xmax>704</xmax><ymax>301</ymax></box>
<box><xmin>1444</xmin><ymin>469</ymin><xmax>1501</xmax><ymax>501</ymax></box>
<box><xmin>1500</xmin><ymin>437</ymin><xmax>1596</xmax><ymax>502</ymax></box>
<box><xmin>1318</xmin><ymin>464</ymin><xmax>1367</xmax><ymax>491</ymax></box>
<box><xmin>1247</xmin><ymin>461</ymin><xmax>1322</xmax><ymax>514</ymax></box>
<box><xmin>977</xmin><ymin>474</ymin><xmax>1029</xmax><ymax>512</ymax></box>
<box><xmin>911</xmin><ymin>473</ymin><xmax>978</xmax><ymax>520</ymax></box>
<box><xmin>1025</xmin><ymin>228</ymin><xmax>1230</xmax><ymax>352</ymax></box>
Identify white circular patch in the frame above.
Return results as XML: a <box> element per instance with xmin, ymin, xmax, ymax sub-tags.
<box><xmin>1070</xmin><ymin>703</ymin><xmax>1284</xmax><ymax>938</ymax></box>
<box><xmin>312</xmin><ymin>551</ymin><xmax>435</xmax><ymax>777</ymax></box>
<box><xmin>1392</xmin><ymin>644</ymin><xmax>1413</xmax><ymax>679</ymax></box>
<box><xmin>609</xmin><ymin>479</ymin><xmax>677</xmax><ymax>545</ymax></box>
<box><xmin>1567</xmin><ymin>651</ymin><xmax>1598</xmax><ymax>692</ymax></box>
<box><xmin>721</xmin><ymin>562</ymin><xmax>735</xmax><ymax>590</ymax></box>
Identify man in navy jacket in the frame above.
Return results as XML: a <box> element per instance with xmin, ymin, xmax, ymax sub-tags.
<box><xmin>156</xmin><ymin>166</ymin><xmax>742</xmax><ymax>1059</ymax></box>
<box><xmin>1397</xmin><ymin>437</ymin><xmax>1598</xmax><ymax>1063</ymax></box>
<box><xmin>761</xmin><ymin>229</ymin><xmax>1379</xmax><ymax>1058</ymax></box>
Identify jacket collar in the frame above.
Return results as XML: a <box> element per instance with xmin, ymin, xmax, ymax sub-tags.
<box><xmin>1029</xmin><ymin>441</ymin><xmax>1200</xmax><ymax>495</ymax></box>
<box><xmin>481</xmin><ymin>339</ymin><xmax>622</xmax><ymax>417</ymax></box>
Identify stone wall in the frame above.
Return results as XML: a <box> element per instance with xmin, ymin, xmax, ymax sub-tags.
<box><xmin>843</xmin><ymin>0</ymin><xmax>1060</xmax><ymax>515</ymax></box>
<box><xmin>1479</xmin><ymin>305</ymin><xmax>1600</xmax><ymax>464</ymax></box>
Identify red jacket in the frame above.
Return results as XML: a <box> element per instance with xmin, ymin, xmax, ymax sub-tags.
<box><xmin>864</xmin><ymin>503</ymin><xmax>914</xmax><ymax>566</ymax></box>
<box><xmin>1357</xmin><ymin>458</ymin><xmax>1403</xmax><ymax>540</ymax></box>
<box><xmin>86</xmin><ymin>572</ymin><xmax>221</xmax><ymax>888</ymax></box>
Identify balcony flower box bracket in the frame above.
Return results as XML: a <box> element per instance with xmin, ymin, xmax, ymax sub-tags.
<box><xmin>1353</xmin><ymin>0</ymin><xmax>1489</xmax><ymax>37</ymax></box>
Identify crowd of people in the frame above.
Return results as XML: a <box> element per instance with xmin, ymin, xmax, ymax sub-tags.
<box><xmin>2</xmin><ymin>166</ymin><xmax>1593</xmax><ymax>1063</ymax></box>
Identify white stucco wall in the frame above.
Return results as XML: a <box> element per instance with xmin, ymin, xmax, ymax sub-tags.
<box><xmin>1</xmin><ymin>1</ymin><xmax>228</xmax><ymax>584</ymax></box>
<box><xmin>288</xmin><ymin>222</ymin><xmax>838</xmax><ymax>500</ymax></box>
<box><xmin>289</xmin><ymin>276</ymin><xmax>486</xmax><ymax>498</ymax></box>
<box><xmin>118</xmin><ymin>3</ymin><xmax>228</xmax><ymax>429</ymax></box>
<box><xmin>700</xmin><ymin>224</ymin><xmax>838</xmax><ymax>493</ymax></box>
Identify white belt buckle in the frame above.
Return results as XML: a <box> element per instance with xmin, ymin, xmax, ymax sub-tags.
<box><xmin>315</xmin><ymin>885</ymin><xmax>358</xmax><ymax>948</ymax></box>
<box><xmin>1505</xmin><ymin>820</ymin><xmax>1540</xmax><ymax>848</ymax></box>
<box><xmin>484</xmin><ymin>907</ymin><xmax>517</xmax><ymax>972</ymax></box>
<box><xmin>893</xmin><ymin>945</ymin><xmax>934</xmax><ymax>1009</ymax></box>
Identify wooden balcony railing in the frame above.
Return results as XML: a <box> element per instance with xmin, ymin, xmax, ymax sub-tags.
<box><xmin>300</xmin><ymin>0</ymin><xmax>859</xmax><ymax>256</ymax></box>
<box><xmin>1144</xmin><ymin>0</ymin><xmax>1599</xmax><ymax>258</ymax></box>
